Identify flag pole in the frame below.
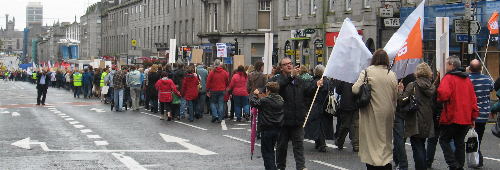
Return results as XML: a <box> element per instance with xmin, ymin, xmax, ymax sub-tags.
<box><xmin>303</xmin><ymin>86</ymin><xmax>320</xmax><ymax>128</ymax></box>
<box><xmin>483</xmin><ymin>34</ymin><xmax>491</xmax><ymax>75</ymax></box>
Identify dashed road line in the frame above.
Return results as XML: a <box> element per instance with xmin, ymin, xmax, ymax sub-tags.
<box><xmin>74</xmin><ymin>125</ymin><xmax>85</xmax><ymax>129</ymax></box>
<box><xmin>485</xmin><ymin>157</ymin><xmax>500</xmax><ymax>162</ymax></box>
<box><xmin>69</xmin><ymin>121</ymin><xmax>80</xmax><ymax>125</ymax></box>
<box><xmin>236</xmin><ymin>124</ymin><xmax>249</xmax><ymax>126</ymax></box>
<box><xmin>223</xmin><ymin>135</ymin><xmax>261</xmax><ymax>147</ymax></box>
<box><xmin>80</xmin><ymin>129</ymin><xmax>93</xmax><ymax>133</ymax></box>
<box><xmin>94</xmin><ymin>141</ymin><xmax>109</xmax><ymax>146</ymax></box>
<box><xmin>304</xmin><ymin>139</ymin><xmax>339</xmax><ymax>149</ymax></box>
<box><xmin>87</xmin><ymin>135</ymin><xmax>102</xmax><ymax>139</ymax></box>
<box><xmin>60</xmin><ymin>116</ymin><xmax>70</xmax><ymax>118</ymax></box>
<box><xmin>310</xmin><ymin>160</ymin><xmax>349</xmax><ymax>170</ymax></box>
<box><xmin>231</xmin><ymin>128</ymin><xmax>246</xmax><ymax>130</ymax></box>
<box><xmin>174</xmin><ymin>121</ymin><xmax>208</xmax><ymax>131</ymax></box>
<box><xmin>65</xmin><ymin>118</ymin><xmax>75</xmax><ymax>121</ymax></box>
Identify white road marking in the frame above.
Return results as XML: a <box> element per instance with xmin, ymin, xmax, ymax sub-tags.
<box><xmin>310</xmin><ymin>160</ymin><xmax>349</xmax><ymax>170</ymax></box>
<box><xmin>60</xmin><ymin>116</ymin><xmax>70</xmax><ymax>118</ymax></box>
<box><xmin>221</xmin><ymin>120</ymin><xmax>228</xmax><ymax>130</ymax></box>
<box><xmin>73</xmin><ymin>125</ymin><xmax>85</xmax><ymax>129</ymax></box>
<box><xmin>174</xmin><ymin>121</ymin><xmax>208</xmax><ymax>131</ymax></box>
<box><xmin>53</xmin><ymin>111</ymin><xmax>62</xmax><ymax>113</ymax></box>
<box><xmin>80</xmin><ymin>129</ymin><xmax>93</xmax><ymax>133</ymax></box>
<box><xmin>65</xmin><ymin>118</ymin><xmax>75</xmax><ymax>121</ymax></box>
<box><xmin>11</xmin><ymin>112</ymin><xmax>20</xmax><ymax>117</ymax></box>
<box><xmin>304</xmin><ymin>139</ymin><xmax>339</xmax><ymax>149</ymax></box>
<box><xmin>1</xmin><ymin>111</ymin><xmax>10</xmax><ymax>114</ymax></box>
<box><xmin>223</xmin><ymin>135</ymin><xmax>261</xmax><ymax>147</ymax></box>
<box><xmin>87</xmin><ymin>135</ymin><xmax>101</xmax><ymax>139</ymax></box>
<box><xmin>69</xmin><ymin>121</ymin><xmax>80</xmax><ymax>125</ymax></box>
<box><xmin>141</xmin><ymin>112</ymin><xmax>161</xmax><ymax>118</ymax></box>
<box><xmin>112</xmin><ymin>153</ymin><xmax>147</xmax><ymax>170</ymax></box>
<box><xmin>47</xmin><ymin>108</ymin><xmax>57</xmax><ymax>110</ymax></box>
<box><xmin>94</xmin><ymin>141</ymin><xmax>109</xmax><ymax>146</ymax></box>
<box><xmin>58</xmin><ymin>114</ymin><xmax>67</xmax><ymax>116</ymax></box>
<box><xmin>231</xmin><ymin>128</ymin><xmax>245</xmax><ymax>130</ymax></box>
<box><xmin>159</xmin><ymin>133</ymin><xmax>217</xmax><ymax>155</ymax></box>
<box><xmin>236</xmin><ymin>124</ymin><xmax>249</xmax><ymax>126</ymax></box>
<box><xmin>484</xmin><ymin>157</ymin><xmax>500</xmax><ymax>162</ymax></box>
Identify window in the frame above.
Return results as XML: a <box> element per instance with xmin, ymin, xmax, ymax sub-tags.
<box><xmin>174</xmin><ymin>0</ymin><xmax>177</xmax><ymax>9</ymax></box>
<box><xmin>258</xmin><ymin>0</ymin><xmax>271</xmax><ymax>30</ymax></box>
<box><xmin>208</xmin><ymin>3</ymin><xmax>218</xmax><ymax>32</ymax></box>
<box><xmin>284</xmin><ymin>0</ymin><xmax>290</xmax><ymax>17</ymax></box>
<box><xmin>297</xmin><ymin>0</ymin><xmax>301</xmax><ymax>16</ymax></box>
<box><xmin>192</xmin><ymin>19</ymin><xmax>195</xmax><ymax>43</ymax></box>
<box><xmin>363</xmin><ymin>0</ymin><xmax>370</xmax><ymax>9</ymax></box>
<box><xmin>310</xmin><ymin>0</ymin><xmax>316</xmax><ymax>15</ymax></box>
<box><xmin>345</xmin><ymin>0</ymin><xmax>351</xmax><ymax>11</ymax></box>
<box><xmin>329</xmin><ymin>0</ymin><xmax>335</xmax><ymax>12</ymax></box>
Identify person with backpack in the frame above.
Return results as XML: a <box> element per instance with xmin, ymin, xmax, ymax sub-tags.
<box><xmin>155</xmin><ymin>72</ymin><xmax>181</xmax><ymax>121</ymax></box>
<box><xmin>397</xmin><ymin>63</ymin><xmax>436</xmax><ymax>170</ymax></box>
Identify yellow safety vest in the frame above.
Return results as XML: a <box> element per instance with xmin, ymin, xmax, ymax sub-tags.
<box><xmin>32</xmin><ymin>73</ymin><xmax>38</xmax><ymax>80</ymax></box>
<box><xmin>100</xmin><ymin>72</ymin><xmax>108</xmax><ymax>87</ymax></box>
<box><xmin>73</xmin><ymin>73</ymin><xmax>82</xmax><ymax>86</ymax></box>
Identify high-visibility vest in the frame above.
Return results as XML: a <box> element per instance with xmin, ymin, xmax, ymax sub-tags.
<box><xmin>73</xmin><ymin>73</ymin><xmax>82</xmax><ymax>86</ymax></box>
<box><xmin>100</xmin><ymin>72</ymin><xmax>108</xmax><ymax>87</ymax></box>
<box><xmin>32</xmin><ymin>73</ymin><xmax>38</xmax><ymax>80</ymax></box>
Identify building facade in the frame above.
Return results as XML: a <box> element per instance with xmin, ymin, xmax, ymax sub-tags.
<box><xmin>80</xmin><ymin>2</ymin><xmax>103</xmax><ymax>60</ymax></box>
<box><xmin>26</xmin><ymin>2</ymin><xmax>43</xmax><ymax>27</ymax></box>
<box><xmin>0</xmin><ymin>14</ymin><xmax>24</xmax><ymax>55</ymax></box>
<box><xmin>100</xmin><ymin>0</ymin><xmax>279</xmax><ymax>66</ymax></box>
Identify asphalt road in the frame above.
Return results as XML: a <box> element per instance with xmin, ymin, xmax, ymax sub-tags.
<box><xmin>1</xmin><ymin>80</ymin><xmax>499</xmax><ymax>170</ymax></box>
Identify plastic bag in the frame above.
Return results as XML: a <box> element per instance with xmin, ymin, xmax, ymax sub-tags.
<box><xmin>101</xmin><ymin>86</ymin><xmax>109</xmax><ymax>95</ymax></box>
<box><xmin>465</xmin><ymin>128</ymin><xmax>480</xmax><ymax>168</ymax></box>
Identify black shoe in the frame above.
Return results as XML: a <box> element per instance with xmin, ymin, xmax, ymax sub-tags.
<box><xmin>236</xmin><ymin>118</ymin><xmax>242</xmax><ymax>122</ymax></box>
<box><xmin>36</xmin><ymin>103</ymin><xmax>40</xmax><ymax>105</ymax></box>
<box><xmin>216</xmin><ymin>119</ymin><xmax>222</xmax><ymax>123</ymax></box>
<box><xmin>189</xmin><ymin>119</ymin><xmax>194</xmax><ymax>122</ymax></box>
<box><xmin>352</xmin><ymin>147</ymin><xmax>359</xmax><ymax>152</ymax></box>
<box><xmin>42</xmin><ymin>103</ymin><xmax>45</xmax><ymax>105</ymax></box>
<box><xmin>211</xmin><ymin>118</ymin><xmax>217</xmax><ymax>123</ymax></box>
<box><xmin>318</xmin><ymin>146</ymin><xmax>327</xmax><ymax>152</ymax></box>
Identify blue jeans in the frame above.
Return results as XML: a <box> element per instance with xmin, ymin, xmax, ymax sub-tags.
<box><xmin>233</xmin><ymin>95</ymin><xmax>250</xmax><ymax>120</ymax></box>
<box><xmin>209</xmin><ymin>91</ymin><xmax>224</xmax><ymax>121</ymax></box>
<box><xmin>74</xmin><ymin>86</ymin><xmax>82</xmax><ymax>98</ymax></box>
<box><xmin>393</xmin><ymin>115</ymin><xmax>408</xmax><ymax>170</ymax></box>
<box><xmin>187</xmin><ymin>99</ymin><xmax>199</xmax><ymax>121</ymax></box>
<box><xmin>198</xmin><ymin>92</ymin><xmax>207</xmax><ymax>114</ymax></box>
<box><xmin>410</xmin><ymin>137</ymin><xmax>427</xmax><ymax>170</ymax></box>
<box><xmin>179</xmin><ymin>98</ymin><xmax>187</xmax><ymax>117</ymax></box>
<box><xmin>114</xmin><ymin>88</ymin><xmax>124</xmax><ymax>111</ymax></box>
<box><xmin>83</xmin><ymin>85</ymin><xmax>91</xmax><ymax>98</ymax></box>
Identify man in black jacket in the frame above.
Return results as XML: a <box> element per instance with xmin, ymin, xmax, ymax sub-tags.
<box><xmin>36</xmin><ymin>69</ymin><xmax>49</xmax><ymax>105</ymax></box>
<box><xmin>333</xmin><ymin>80</ymin><xmax>359</xmax><ymax>152</ymax></box>
<box><xmin>269</xmin><ymin>57</ymin><xmax>314</xmax><ymax>170</ymax></box>
<box><xmin>251</xmin><ymin>82</ymin><xmax>284</xmax><ymax>170</ymax></box>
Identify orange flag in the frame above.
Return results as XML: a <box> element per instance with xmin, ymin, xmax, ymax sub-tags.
<box><xmin>488</xmin><ymin>12</ymin><xmax>499</xmax><ymax>35</ymax></box>
<box><xmin>394</xmin><ymin>18</ymin><xmax>423</xmax><ymax>62</ymax></box>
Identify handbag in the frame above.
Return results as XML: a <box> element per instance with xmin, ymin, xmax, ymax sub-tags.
<box><xmin>356</xmin><ymin>70</ymin><xmax>372</xmax><ymax>108</ymax></box>
<box><xmin>399</xmin><ymin>83</ymin><xmax>419</xmax><ymax>114</ymax></box>
<box><xmin>466</xmin><ymin>128</ymin><xmax>480</xmax><ymax>168</ymax></box>
<box><xmin>325</xmin><ymin>89</ymin><xmax>339</xmax><ymax>116</ymax></box>
<box><xmin>172</xmin><ymin>93</ymin><xmax>181</xmax><ymax>105</ymax></box>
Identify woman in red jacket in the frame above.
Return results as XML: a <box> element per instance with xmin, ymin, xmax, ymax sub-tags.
<box><xmin>182</xmin><ymin>65</ymin><xmax>200</xmax><ymax>122</ymax></box>
<box><xmin>228</xmin><ymin>65</ymin><xmax>250</xmax><ymax>122</ymax></box>
<box><xmin>155</xmin><ymin>72</ymin><xmax>181</xmax><ymax>121</ymax></box>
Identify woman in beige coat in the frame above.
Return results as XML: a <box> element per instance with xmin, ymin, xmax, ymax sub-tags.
<box><xmin>352</xmin><ymin>50</ymin><xmax>398</xmax><ymax>170</ymax></box>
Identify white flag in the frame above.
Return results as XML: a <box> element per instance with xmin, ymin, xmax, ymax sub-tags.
<box><xmin>323</xmin><ymin>18</ymin><xmax>372</xmax><ymax>83</ymax></box>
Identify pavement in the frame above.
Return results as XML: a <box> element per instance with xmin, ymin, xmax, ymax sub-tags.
<box><xmin>1</xmin><ymin>80</ymin><xmax>500</xmax><ymax>170</ymax></box>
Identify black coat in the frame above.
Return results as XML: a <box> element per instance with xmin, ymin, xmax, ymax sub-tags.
<box><xmin>147</xmin><ymin>72</ymin><xmax>161</xmax><ymax>99</ymax></box>
<box><xmin>269</xmin><ymin>73</ymin><xmax>314</xmax><ymax>127</ymax></box>
<box><xmin>333</xmin><ymin>79</ymin><xmax>356</xmax><ymax>111</ymax></box>
<box><xmin>36</xmin><ymin>72</ymin><xmax>49</xmax><ymax>89</ymax></box>
<box><xmin>250</xmin><ymin>93</ymin><xmax>285</xmax><ymax>132</ymax></box>
<box><xmin>304</xmin><ymin>77</ymin><xmax>334</xmax><ymax>140</ymax></box>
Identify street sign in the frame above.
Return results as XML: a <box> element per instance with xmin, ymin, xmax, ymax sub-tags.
<box><xmin>454</xmin><ymin>20</ymin><xmax>468</xmax><ymax>34</ymax></box>
<box><xmin>384</xmin><ymin>18</ymin><xmax>400</xmax><ymax>27</ymax></box>
<box><xmin>454</xmin><ymin>20</ymin><xmax>481</xmax><ymax>34</ymax></box>
<box><xmin>456</xmin><ymin>34</ymin><xmax>477</xmax><ymax>42</ymax></box>
<box><xmin>131</xmin><ymin>40</ymin><xmax>137</xmax><ymax>47</ymax></box>
<box><xmin>379</xmin><ymin>8</ymin><xmax>394</xmax><ymax>18</ymax></box>
<box><xmin>470</xmin><ymin>20</ymin><xmax>481</xmax><ymax>35</ymax></box>
<box><xmin>304</xmin><ymin>28</ymin><xmax>316</xmax><ymax>34</ymax></box>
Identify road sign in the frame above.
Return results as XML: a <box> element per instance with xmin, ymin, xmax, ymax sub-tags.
<box><xmin>384</xmin><ymin>18</ymin><xmax>400</xmax><ymax>27</ymax></box>
<box><xmin>131</xmin><ymin>40</ymin><xmax>137</xmax><ymax>47</ymax></box>
<box><xmin>455</xmin><ymin>20</ymin><xmax>468</xmax><ymax>34</ymax></box>
<box><xmin>454</xmin><ymin>20</ymin><xmax>481</xmax><ymax>34</ymax></box>
<box><xmin>456</xmin><ymin>34</ymin><xmax>468</xmax><ymax>42</ymax></box>
<box><xmin>216</xmin><ymin>43</ymin><xmax>227</xmax><ymax>58</ymax></box>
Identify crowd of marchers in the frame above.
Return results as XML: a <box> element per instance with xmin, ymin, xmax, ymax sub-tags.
<box><xmin>2</xmin><ymin>49</ymin><xmax>500</xmax><ymax>170</ymax></box>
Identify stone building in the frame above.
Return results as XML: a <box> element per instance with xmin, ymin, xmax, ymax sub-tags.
<box><xmin>101</xmin><ymin>0</ymin><xmax>279</xmax><ymax>66</ymax></box>
<box><xmin>36</xmin><ymin>23</ymin><xmax>68</xmax><ymax>64</ymax></box>
<box><xmin>0</xmin><ymin>14</ymin><xmax>24</xmax><ymax>55</ymax></box>
<box><xmin>80</xmin><ymin>2</ymin><xmax>103</xmax><ymax>60</ymax></box>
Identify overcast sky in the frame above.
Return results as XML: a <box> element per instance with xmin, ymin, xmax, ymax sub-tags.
<box><xmin>0</xmin><ymin>0</ymin><xmax>101</xmax><ymax>30</ymax></box>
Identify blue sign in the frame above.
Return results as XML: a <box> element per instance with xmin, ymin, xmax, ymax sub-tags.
<box><xmin>223</xmin><ymin>57</ymin><xmax>232</xmax><ymax>64</ymax></box>
<box><xmin>456</xmin><ymin>34</ymin><xmax>469</xmax><ymax>42</ymax></box>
